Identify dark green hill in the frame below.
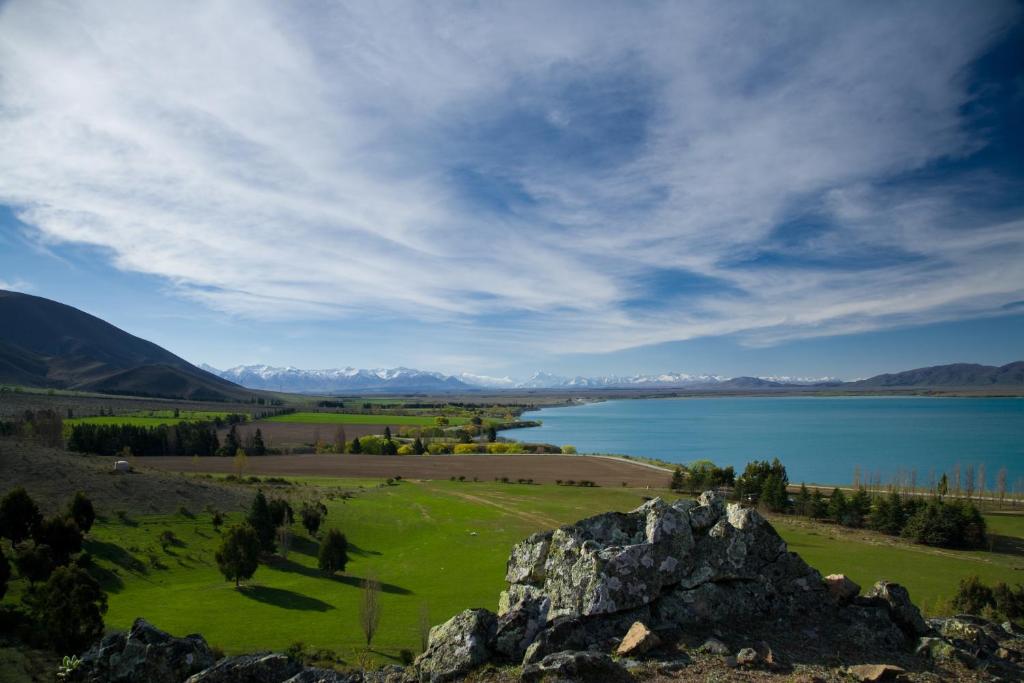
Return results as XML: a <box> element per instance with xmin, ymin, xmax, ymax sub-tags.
<box><xmin>0</xmin><ymin>290</ymin><xmax>253</xmax><ymax>401</ymax></box>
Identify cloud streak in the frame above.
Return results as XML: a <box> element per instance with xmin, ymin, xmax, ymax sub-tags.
<box><xmin>0</xmin><ymin>0</ymin><xmax>1021</xmax><ymax>358</ymax></box>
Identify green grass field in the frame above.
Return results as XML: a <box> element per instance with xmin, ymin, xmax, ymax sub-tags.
<box><xmin>66</xmin><ymin>411</ymin><xmax>242</xmax><ymax>427</ymax></box>
<box><xmin>265</xmin><ymin>412</ymin><xmax>470</xmax><ymax>426</ymax></box>
<box><xmin>20</xmin><ymin>480</ymin><xmax>1024</xmax><ymax>664</ymax></box>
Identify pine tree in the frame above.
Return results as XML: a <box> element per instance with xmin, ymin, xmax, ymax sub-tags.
<box><xmin>350</xmin><ymin>437</ymin><xmax>362</xmax><ymax>454</ymax></box>
<box><xmin>384</xmin><ymin>426</ymin><xmax>392</xmax><ymax>441</ymax></box>
<box><xmin>827</xmin><ymin>488</ymin><xmax>847</xmax><ymax>524</ymax></box>
<box><xmin>810</xmin><ymin>490</ymin><xmax>828</xmax><ymax>518</ymax></box>
<box><xmin>251</xmin><ymin>428</ymin><xmax>266</xmax><ymax>456</ymax></box>
<box><xmin>318</xmin><ymin>528</ymin><xmax>349</xmax><ymax>575</ymax></box>
<box><xmin>246</xmin><ymin>491</ymin><xmax>275</xmax><ymax>553</ymax></box>
<box><xmin>486</xmin><ymin>426</ymin><xmax>497</xmax><ymax>443</ymax></box>
<box><xmin>670</xmin><ymin>467</ymin><xmax>685</xmax><ymax>492</ymax></box>
<box><xmin>215</xmin><ymin>525</ymin><xmax>261</xmax><ymax>587</ymax></box>
<box><xmin>413</xmin><ymin>437</ymin><xmax>425</xmax><ymax>454</ymax></box>
<box><xmin>796</xmin><ymin>483</ymin><xmax>811</xmax><ymax>516</ymax></box>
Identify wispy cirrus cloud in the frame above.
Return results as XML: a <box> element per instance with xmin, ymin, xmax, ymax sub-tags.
<box><xmin>0</xmin><ymin>0</ymin><xmax>1021</xmax><ymax>358</ymax></box>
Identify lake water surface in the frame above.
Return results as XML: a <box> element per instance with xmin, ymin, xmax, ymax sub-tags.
<box><xmin>505</xmin><ymin>397</ymin><xmax>1024</xmax><ymax>487</ymax></box>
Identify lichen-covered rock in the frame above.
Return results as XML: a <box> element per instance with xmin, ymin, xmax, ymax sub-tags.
<box><xmin>506</xmin><ymin>531</ymin><xmax>553</xmax><ymax>585</ymax></box>
<box><xmin>519</xmin><ymin>496</ymin><xmax>823</xmax><ymax>628</ymax></box>
<box><xmin>865</xmin><ymin>581</ymin><xmax>928</xmax><ymax>636</ymax></box>
<box><xmin>932</xmin><ymin>615</ymin><xmax>1000</xmax><ymax>652</ymax></box>
<box><xmin>415</xmin><ymin>608</ymin><xmax>497</xmax><ymax>682</ymax></box>
<box><xmin>520</xmin><ymin>650</ymin><xmax>632</xmax><ymax>683</ymax></box>
<box><xmin>72</xmin><ymin>618</ymin><xmax>215</xmax><ymax>683</ymax></box>
<box><xmin>493</xmin><ymin>596</ymin><xmax>549</xmax><ymax>662</ymax></box>
<box><xmin>185</xmin><ymin>653</ymin><xmax>302</xmax><ymax>683</ymax></box>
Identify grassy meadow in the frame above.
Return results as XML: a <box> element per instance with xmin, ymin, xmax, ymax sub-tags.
<box><xmin>266</xmin><ymin>412</ymin><xmax>471</xmax><ymax>426</ymax></box>
<box><xmin>55</xmin><ymin>477</ymin><xmax>1024</xmax><ymax>663</ymax></box>
<box><xmin>66</xmin><ymin>411</ymin><xmax>243</xmax><ymax>427</ymax></box>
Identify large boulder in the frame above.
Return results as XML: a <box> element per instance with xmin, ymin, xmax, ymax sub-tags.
<box><xmin>73</xmin><ymin>618</ymin><xmax>216</xmax><ymax>683</ymax></box>
<box><xmin>415</xmin><ymin>608</ymin><xmax>497</xmax><ymax>682</ymax></box>
<box><xmin>500</xmin><ymin>495</ymin><xmax>824</xmax><ymax>633</ymax></box>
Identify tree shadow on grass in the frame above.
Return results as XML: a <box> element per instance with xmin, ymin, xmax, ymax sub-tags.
<box><xmin>990</xmin><ymin>534</ymin><xmax>1024</xmax><ymax>557</ymax></box>
<box><xmin>84</xmin><ymin>539</ymin><xmax>148</xmax><ymax>575</ymax></box>
<box><xmin>336</xmin><ymin>574</ymin><xmax>412</xmax><ymax>595</ymax></box>
<box><xmin>347</xmin><ymin>541</ymin><xmax>381</xmax><ymax>557</ymax></box>
<box><xmin>86</xmin><ymin>563</ymin><xmax>125</xmax><ymax>592</ymax></box>
<box><xmin>239</xmin><ymin>585</ymin><xmax>334</xmax><ymax>611</ymax></box>
<box><xmin>291</xmin><ymin>535</ymin><xmax>318</xmax><ymax>557</ymax></box>
<box><xmin>267</xmin><ymin>557</ymin><xmax>412</xmax><ymax>595</ymax></box>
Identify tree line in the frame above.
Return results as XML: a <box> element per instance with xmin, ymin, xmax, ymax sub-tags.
<box><xmin>672</xmin><ymin>457</ymin><xmax>988</xmax><ymax>550</ymax></box>
<box><xmin>0</xmin><ymin>487</ymin><xmax>106</xmax><ymax>653</ymax></box>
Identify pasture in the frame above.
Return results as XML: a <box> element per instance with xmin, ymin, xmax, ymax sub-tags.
<box><xmin>266</xmin><ymin>412</ymin><xmax>470</xmax><ymax>426</ymax></box>
<box><xmin>71</xmin><ymin>476</ymin><xmax>1024</xmax><ymax>663</ymax></box>
<box><xmin>66</xmin><ymin>410</ymin><xmax>241</xmax><ymax>427</ymax></box>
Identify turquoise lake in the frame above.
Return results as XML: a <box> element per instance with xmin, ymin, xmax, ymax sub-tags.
<box><xmin>505</xmin><ymin>397</ymin><xmax>1024</xmax><ymax>487</ymax></box>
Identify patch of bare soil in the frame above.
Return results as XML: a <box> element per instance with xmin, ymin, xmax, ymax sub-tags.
<box><xmin>135</xmin><ymin>453</ymin><xmax>674</xmax><ymax>488</ymax></box>
<box><xmin>217</xmin><ymin>421</ymin><xmax>388</xmax><ymax>449</ymax></box>
<box><xmin>0</xmin><ymin>437</ymin><xmax>250</xmax><ymax>515</ymax></box>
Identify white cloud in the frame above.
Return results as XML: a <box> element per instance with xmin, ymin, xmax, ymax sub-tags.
<box><xmin>0</xmin><ymin>278</ymin><xmax>31</xmax><ymax>292</ymax></box>
<box><xmin>0</xmin><ymin>0</ymin><xmax>1021</xmax><ymax>357</ymax></box>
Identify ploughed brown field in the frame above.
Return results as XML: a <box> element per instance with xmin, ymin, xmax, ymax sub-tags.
<box><xmin>216</xmin><ymin>421</ymin><xmax>389</xmax><ymax>448</ymax></box>
<box><xmin>140</xmin><ymin>453</ymin><xmax>672</xmax><ymax>487</ymax></box>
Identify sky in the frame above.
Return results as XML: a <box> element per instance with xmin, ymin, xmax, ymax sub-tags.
<box><xmin>1</xmin><ymin>0</ymin><xmax>1023</xmax><ymax>381</ymax></box>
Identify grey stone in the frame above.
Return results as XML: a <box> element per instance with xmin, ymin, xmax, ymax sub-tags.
<box><xmin>699</xmin><ymin>637</ymin><xmax>730</xmax><ymax>655</ymax></box>
<box><xmin>285</xmin><ymin>669</ymin><xmax>362</xmax><ymax>683</ymax></box>
<box><xmin>494</xmin><ymin>597</ymin><xmax>549</xmax><ymax>663</ymax></box>
<box><xmin>865</xmin><ymin>581</ymin><xmax>928</xmax><ymax>637</ymax></box>
<box><xmin>520</xmin><ymin>650</ymin><xmax>632</xmax><ymax>683</ymax></box>
<box><xmin>735</xmin><ymin>647</ymin><xmax>761</xmax><ymax>667</ymax></box>
<box><xmin>824</xmin><ymin>574</ymin><xmax>860</xmax><ymax>604</ymax></box>
<box><xmin>415</xmin><ymin>608</ymin><xmax>496</xmax><ymax>682</ymax></box>
<box><xmin>73</xmin><ymin>618</ymin><xmax>215</xmax><ymax>683</ymax></box>
<box><xmin>185</xmin><ymin>653</ymin><xmax>302</xmax><ymax>683</ymax></box>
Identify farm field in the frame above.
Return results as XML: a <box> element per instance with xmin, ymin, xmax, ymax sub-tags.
<box><xmin>266</xmin><ymin>412</ymin><xmax>471</xmax><ymax>426</ymax></box>
<box><xmin>44</xmin><ymin>477</ymin><xmax>1024</xmax><ymax>663</ymax></box>
<box><xmin>138</xmin><ymin>453</ymin><xmax>672</xmax><ymax>487</ymax></box>
<box><xmin>66</xmin><ymin>410</ymin><xmax>242</xmax><ymax>427</ymax></box>
<box><xmin>216</xmin><ymin>422</ymin><xmax>391</xmax><ymax>449</ymax></box>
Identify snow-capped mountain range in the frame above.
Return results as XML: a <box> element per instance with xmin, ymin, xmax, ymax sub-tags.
<box><xmin>201</xmin><ymin>364</ymin><xmax>840</xmax><ymax>394</ymax></box>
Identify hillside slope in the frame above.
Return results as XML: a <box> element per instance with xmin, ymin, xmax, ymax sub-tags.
<box><xmin>0</xmin><ymin>290</ymin><xmax>252</xmax><ymax>400</ymax></box>
<box><xmin>850</xmin><ymin>361</ymin><xmax>1024</xmax><ymax>388</ymax></box>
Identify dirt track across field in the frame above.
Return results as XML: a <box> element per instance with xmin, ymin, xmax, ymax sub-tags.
<box><xmin>140</xmin><ymin>453</ymin><xmax>673</xmax><ymax>487</ymax></box>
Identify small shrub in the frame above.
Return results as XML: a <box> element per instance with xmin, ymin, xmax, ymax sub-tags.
<box><xmin>399</xmin><ymin>649</ymin><xmax>414</xmax><ymax>665</ymax></box>
<box><xmin>159</xmin><ymin>530</ymin><xmax>179</xmax><ymax>549</ymax></box>
<box><xmin>177</xmin><ymin>505</ymin><xmax>193</xmax><ymax>518</ymax></box>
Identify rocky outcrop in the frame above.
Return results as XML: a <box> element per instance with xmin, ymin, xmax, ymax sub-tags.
<box><xmin>72</xmin><ymin>618</ymin><xmax>216</xmax><ymax>683</ymax></box>
<box><xmin>418</xmin><ymin>493</ymin><xmax>833</xmax><ymax>674</ymax></box>
<box><xmin>916</xmin><ymin>614</ymin><xmax>1024</xmax><ymax>676</ymax></box>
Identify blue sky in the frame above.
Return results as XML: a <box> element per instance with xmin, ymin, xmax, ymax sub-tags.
<box><xmin>1</xmin><ymin>1</ymin><xmax>1022</xmax><ymax>381</ymax></box>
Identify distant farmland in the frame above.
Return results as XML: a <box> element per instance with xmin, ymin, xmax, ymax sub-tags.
<box><xmin>266</xmin><ymin>412</ymin><xmax>470</xmax><ymax>426</ymax></box>
<box><xmin>66</xmin><ymin>410</ymin><xmax>241</xmax><ymax>427</ymax></box>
